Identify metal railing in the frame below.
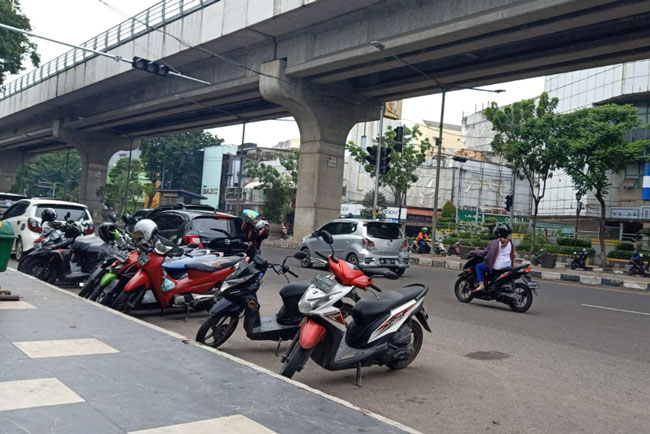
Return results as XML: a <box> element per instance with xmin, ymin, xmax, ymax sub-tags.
<box><xmin>0</xmin><ymin>0</ymin><xmax>220</xmax><ymax>101</ymax></box>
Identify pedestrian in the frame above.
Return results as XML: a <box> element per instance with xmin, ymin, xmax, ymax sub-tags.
<box><xmin>473</xmin><ymin>223</ymin><xmax>514</xmax><ymax>293</ymax></box>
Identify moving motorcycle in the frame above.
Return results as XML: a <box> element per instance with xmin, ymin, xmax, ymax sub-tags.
<box><xmin>454</xmin><ymin>250</ymin><xmax>538</xmax><ymax>313</ymax></box>
<box><xmin>195</xmin><ymin>250</ymin><xmax>312</xmax><ymax>350</ymax></box>
<box><xmin>628</xmin><ymin>253</ymin><xmax>646</xmax><ymax>277</ymax></box>
<box><xmin>111</xmin><ymin>219</ymin><xmax>242</xmax><ymax>314</ymax></box>
<box><xmin>570</xmin><ymin>248</ymin><xmax>589</xmax><ymax>270</ymax></box>
<box><xmin>280</xmin><ymin>230</ymin><xmax>431</xmax><ymax>386</ymax></box>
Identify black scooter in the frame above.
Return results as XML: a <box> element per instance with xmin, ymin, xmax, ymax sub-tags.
<box><xmin>454</xmin><ymin>250</ymin><xmax>538</xmax><ymax>313</ymax></box>
<box><xmin>195</xmin><ymin>251</ymin><xmax>311</xmax><ymax>352</ymax></box>
<box><xmin>629</xmin><ymin>255</ymin><xmax>646</xmax><ymax>277</ymax></box>
<box><xmin>570</xmin><ymin>249</ymin><xmax>589</xmax><ymax>270</ymax></box>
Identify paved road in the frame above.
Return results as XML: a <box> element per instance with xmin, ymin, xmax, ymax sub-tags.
<box><xmin>25</xmin><ymin>249</ymin><xmax>650</xmax><ymax>433</ymax></box>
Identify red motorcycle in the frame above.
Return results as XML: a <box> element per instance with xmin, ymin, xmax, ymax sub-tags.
<box><xmin>112</xmin><ymin>219</ymin><xmax>246</xmax><ymax>314</ymax></box>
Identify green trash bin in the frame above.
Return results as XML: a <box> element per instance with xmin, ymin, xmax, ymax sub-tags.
<box><xmin>0</xmin><ymin>221</ymin><xmax>16</xmax><ymax>272</ymax></box>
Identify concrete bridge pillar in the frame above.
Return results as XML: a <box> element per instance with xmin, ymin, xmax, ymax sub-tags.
<box><xmin>259</xmin><ymin>60</ymin><xmax>378</xmax><ymax>240</ymax></box>
<box><xmin>0</xmin><ymin>150</ymin><xmax>26</xmax><ymax>192</ymax></box>
<box><xmin>53</xmin><ymin>122</ymin><xmax>137</xmax><ymax>222</ymax></box>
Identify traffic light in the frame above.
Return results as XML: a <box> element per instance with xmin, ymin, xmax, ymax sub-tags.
<box><xmin>365</xmin><ymin>146</ymin><xmax>378</xmax><ymax>166</ymax></box>
<box><xmin>379</xmin><ymin>148</ymin><xmax>391</xmax><ymax>175</ymax></box>
<box><xmin>393</xmin><ymin>126</ymin><xmax>404</xmax><ymax>152</ymax></box>
<box><xmin>505</xmin><ymin>194</ymin><xmax>513</xmax><ymax>211</ymax></box>
<box><xmin>132</xmin><ymin>56</ymin><xmax>171</xmax><ymax>76</ymax></box>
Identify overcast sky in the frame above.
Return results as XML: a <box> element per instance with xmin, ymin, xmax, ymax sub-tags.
<box><xmin>10</xmin><ymin>0</ymin><xmax>545</xmax><ymax>146</ymax></box>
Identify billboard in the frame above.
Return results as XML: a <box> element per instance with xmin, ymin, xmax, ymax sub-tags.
<box><xmin>384</xmin><ymin>100</ymin><xmax>403</xmax><ymax>120</ymax></box>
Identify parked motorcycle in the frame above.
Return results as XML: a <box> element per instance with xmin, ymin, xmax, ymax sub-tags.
<box><xmin>195</xmin><ymin>250</ymin><xmax>313</xmax><ymax>350</ymax></box>
<box><xmin>628</xmin><ymin>254</ymin><xmax>646</xmax><ymax>277</ymax></box>
<box><xmin>530</xmin><ymin>248</ymin><xmax>544</xmax><ymax>266</ymax></box>
<box><xmin>454</xmin><ymin>250</ymin><xmax>538</xmax><ymax>313</ymax></box>
<box><xmin>111</xmin><ymin>219</ymin><xmax>243</xmax><ymax>314</ymax></box>
<box><xmin>280</xmin><ymin>230</ymin><xmax>431</xmax><ymax>386</ymax></box>
<box><xmin>570</xmin><ymin>248</ymin><xmax>589</xmax><ymax>270</ymax></box>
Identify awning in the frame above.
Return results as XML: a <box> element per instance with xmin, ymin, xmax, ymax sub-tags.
<box><xmin>406</xmin><ymin>207</ymin><xmax>432</xmax><ymax>217</ymax></box>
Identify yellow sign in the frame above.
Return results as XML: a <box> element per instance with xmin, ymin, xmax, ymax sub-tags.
<box><xmin>384</xmin><ymin>100</ymin><xmax>403</xmax><ymax>120</ymax></box>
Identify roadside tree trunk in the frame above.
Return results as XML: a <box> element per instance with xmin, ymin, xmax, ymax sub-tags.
<box><xmin>596</xmin><ymin>194</ymin><xmax>607</xmax><ymax>264</ymax></box>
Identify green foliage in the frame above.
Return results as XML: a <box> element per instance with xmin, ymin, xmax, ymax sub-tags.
<box><xmin>441</xmin><ymin>201</ymin><xmax>456</xmax><ymax>218</ymax></box>
<box><xmin>140</xmin><ymin>131</ymin><xmax>222</xmax><ymax>203</ymax></box>
<box><xmin>517</xmin><ymin>240</ymin><xmax>594</xmax><ymax>256</ymax></box>
<box><xmin>512</xmin><ymin>221</ymin><xmax>529</xmax><ymax>234</ymax></box>
<box><xmin>516</xmin><ymin>240</ymin><xmax>531</xmax><ymax>252</ymax></box>
<box><xmin>97</xmin><ymin>158</ymin><xmax>149</xmax><ymax>216</ymax></box>
<box><xmin>484</xmin><ymin>92</ymin><xmax>566</xmax><ymax>250</ymax></box>
<box><xmin>616</xmin><ymin>242</ymin><xmax>635</xmax><ymax>251</ymax></box>
<box><xmin>559</xmin><ymin>103</ymin><xmax>650</xmax><ymax>263</ymax></box>
<box><xmin>346</xmin><ymin>125</ymin><xmax>432</xmax><ymax>207</ymax></box>
<box><xmin>361</xmin><ymin>190</ymin><xmax>387</xmax><ymax>220</ymax></box>
<box><xmin>556</xmin><ymin>237</ymin><xmax>592</xmax><ymax>248</ymax></box>
<box><xmin>15</xmin><ymin>149</ymin><xmax>81</xmax><ymax>200</ymax></box>
<box><xmin>0</xmin><ymin>0</ymin><xmax>40</xmax><ymax>84</ymax></box>
<box><xmin>245</xmin><ymin>150</ymin><xmax>299</xmax><ymax>223</ymax></box>
<box><xmin>607</xmin><ymin>249</ymin><xmax>638</xmax><ymax>259</ymax></box>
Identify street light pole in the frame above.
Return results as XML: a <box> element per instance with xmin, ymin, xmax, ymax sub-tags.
<box><xmin>431</xmin><ymin>87</ymin><xmax>446</xmax><ymax>248</ymax></box>
<box><xmin>373</xmin><ymin>105</ymin><xmax>385</xmax><ymax>220</ymax></box>
<box><xmin>237</xmin><ymin>122</ymin><xmax>246</xmax><ymax>215</ymax></box>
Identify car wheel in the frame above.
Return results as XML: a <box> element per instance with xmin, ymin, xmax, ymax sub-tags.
<box><xmin>346</xmin><ymin>253</ymin><xmax>360</xmax><ymax>268</ymax></box>
<box><xmin>300</xmin><ymin>247</ymin><xmax>312</xmax><ymax>268</ymax></box>
<box><xmin>391</xmin><ymin>267</ymin><xmax>405</xmax><ymax>277</ymax></box>
<box><xmin>14</xmin><ymin>238</ymin><xmax>23</xmax><ymax>261</ymax></box>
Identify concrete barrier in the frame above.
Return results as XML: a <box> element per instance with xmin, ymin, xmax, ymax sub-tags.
<box><xmin>622</xmin><ymin>280</ymin><xmax>648</xmax><ymax>291</ymax></box>
<box><xmin>580</xmin><ymin>276</ymin><xmax>601</xmax><ymax>286</ymax></box>
<box><xmin>541</xmin><ymin>272</ymin><xmax>562</xmax><ymax>280</ymax></box>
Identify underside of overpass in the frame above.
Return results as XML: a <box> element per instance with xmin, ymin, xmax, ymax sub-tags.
<box><xmin>1</xmin><ymin>0</ymin><xmax>649</xmax><ymax>232</ymax></box>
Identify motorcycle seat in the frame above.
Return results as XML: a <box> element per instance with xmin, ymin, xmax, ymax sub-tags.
<box><xmin>72</xmin><ymin>238</ymin><xmax>103</xmax><ymax>253</ymax></box>
<box><xmin>162</xmin><ymin>254</ymin><xmax>220</xmax><ymax>272</ymax></box>
<box><xmin>185</xmin><ymin>256</ymin><xmax>243</xmax><ymax>273</ymax></box>
<box><xmin>352</xmin><ymin>286</ymin><xmax>426</xmax><ymax>327</ymax></box>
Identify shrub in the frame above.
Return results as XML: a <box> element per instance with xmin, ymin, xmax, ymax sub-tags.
<box><xmin>607</xmin><ymin>250</ymin><xmax>633</xmax><ymax>259</ymax></box>
<box><xmin>617</xmin><ymin>242</ymin><xmax>634</xmax><ymax>251</ymax></box>
<box><xmin>556</xmin><ymin>237</ymin><xmax>592</xmax><ymax>248</ymax></box>
<box><xmin>516</xmin><ymin>240</ymin><xmax>532</xmax><ymax>252</ymax></box>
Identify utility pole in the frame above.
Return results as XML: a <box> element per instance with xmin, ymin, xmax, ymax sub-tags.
<box><xmin>373</xmin><ymin>105</ymin><xmax>385</xmax><ymax>220</ymax></box>
<box><xmin>509</xmin><ymin>168</ymin><xmax>515</xmax><ymax>225</ymax></box>
<box><xmin>431</xmin><ymin>87</ymin><xmax>446</xmax><ymax>246</ymax></box>
<box><xmin>236</xmin><ymin>122</ymin><xmax>246</xmax><ymax>215</ymax></box>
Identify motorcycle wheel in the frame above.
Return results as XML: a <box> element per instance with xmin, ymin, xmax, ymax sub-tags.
<box><xmin>80</xmin><ymin>273</ymin><xmax>102</xmax><ymax>298</ymax></box>
<box><xmin>195</xmin><ymin>312</ymin><xmax>240</xmax><ymax>348</ymax></box>
<box><xmin>111</xmin><ymin>286</ymin><xmax>145</xmax><ymax>314</ymax></box>
<box><xmin>390</xmin><ymin>267</ymin><xmax>405</xmax><ymax>277</ymax></box>
<box><xmin>454</xmin><ymin>277</ymin><xmax>474</xmax><ymax>303</ymax></box>
<box><xmin>509</xmin><ymin>283</ymin><xmax>533</xmax><ymax>313</ymax></box>
<box><xmin>99</xmin><ymin>279</ymin><xmax>123</xmax><ymax>306</ymax></box>
<box><xmin>29</xmin><ymin>257</ymin><xmax>58</xmax><ymax>284</ymax></box>
<box><xmin>280</xmin><ymin>344</ymin><xmax>312</xmax><ymax>379</ymax></box>
<box><xmin>570</xmin><ymin>262</ymin><xmax>576</xmax><ymax>270</ymax></box>
<box><xmin>387</xmin><ymin>320</ymin><xmax>423</xmax><ymax>370</ymax></box>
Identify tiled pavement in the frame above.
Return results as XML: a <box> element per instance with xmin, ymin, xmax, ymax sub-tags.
<box><xmin>0</xmin><ymin>269</ymin><xmax>416</xmax><ymax>434</ymax></box>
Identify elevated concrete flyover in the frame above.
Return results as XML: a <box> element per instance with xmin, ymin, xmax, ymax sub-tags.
<box><xmin>1</xmin><ymin>0</ymin><xmax>649</xmax><ymax>232</ymax></box>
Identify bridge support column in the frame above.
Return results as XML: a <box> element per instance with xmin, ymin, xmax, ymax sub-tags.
<box><xmin>259</xmin><ymin>60</ymin><xmax>378</xmax><ymax>240</ymax></box>
<box><xmin>53</xmin><ymin>122</ymin><xmax>136</xmax><ymax>222</ymax></box>
<box><xmin>0</xmin><ymin>150</ymin><xmax>26</xmax><ymax>192</ymax></box>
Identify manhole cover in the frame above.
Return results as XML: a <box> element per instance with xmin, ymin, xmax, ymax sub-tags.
<box><xmin>465</xmin><ymin>351</ymin><xmax>510</xmax><ymax>360</ymax></box>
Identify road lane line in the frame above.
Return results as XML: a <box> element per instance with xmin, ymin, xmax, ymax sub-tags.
<box><xmin>581</xmin><ymin>304</ymin><xmax>650</xmax><ymax>316</ymax></box>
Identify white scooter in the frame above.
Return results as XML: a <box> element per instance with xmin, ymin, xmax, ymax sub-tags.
<box><xmin>280</xmin><ymin>230</ymin><xmax>431</xmax><ymax>386</ymax></box>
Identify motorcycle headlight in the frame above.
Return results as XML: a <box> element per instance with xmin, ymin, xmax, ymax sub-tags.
<box><xmin>298</xmin><ymin>293</ymin><xmax>331</xmax><ymax>314</ymax></box>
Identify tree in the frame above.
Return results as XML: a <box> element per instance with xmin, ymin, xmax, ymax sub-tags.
<box><xmin>484</xmin><ymin>92</ymin><xmax>566</xmax><ymax>249</ymax></box>
<box><xmin>139</xmin><ymin>131</ymin><xmax>222</xmax><ymax>206</ymax></box>
<box><xmin>560</xmin><ymin>104</ymin><xmax>650</xmax><ymax>263</ymax></box>
<box><xmin>15</xmin><ymin>149</ymin><xmax>81</xmax><ymax>200</ymax></box>
<box><xmin>437</xmin><ymin>201</ymin><xmax>456</xmax><ymax>231</ymax></box>
<box><xmin>245</xmin><ymin>150</ymin><xmax>299</xmax><ymax>223</ymax></box>
<box><xmin>360</xmin><ymin>190</ymin><xmax>387</xmax><ymax>220</ymax></box>
<box><xmin>0</xmin><ymin>0</ymin><xmax>40</xmax><ymax>85</ymax></box>
<box><xmin>98</xmin><ymin>158</ymin><xmax>149</xmax><ymax>216</ymax></box>
<box><xmin>346</xmin><ymin>125</ymin><xmax>432</xmax><ymax>212</ymax></box>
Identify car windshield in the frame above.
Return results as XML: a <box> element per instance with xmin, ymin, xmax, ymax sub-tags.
<box><xmin>191</xmin><ymin>217</ymin><xmax>232</xmax><ymax>238</ymax></box>
<box><xmin>366</xmin><ymin>222</ymin><xmax>401</xmax><ymax>240</ymax></box>
<box><xmin>36</xmin><ymin>205</ymin><xmax>89</xmax><ymax>221</ymax></box>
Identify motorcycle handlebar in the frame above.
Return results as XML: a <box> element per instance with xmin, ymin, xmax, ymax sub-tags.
<box><xmin>286</xmin><ymin>269</ymin><xmax>299</xmax><ymax>278</ymax></box>
<box><xmin>369</xmin><ymin>284</ymin><xmax>382</xmax><ymax>292</ymax></box>
<box><xmin>315</xmin><ymin>251</ymin><xmax>328</xmax><ymax>260</ymax></box>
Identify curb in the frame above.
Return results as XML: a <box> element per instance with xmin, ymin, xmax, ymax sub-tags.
<box><xmin>266</xmin><ymin>243</ymin><xmax>650</xmax><ymax>293</ymax></box>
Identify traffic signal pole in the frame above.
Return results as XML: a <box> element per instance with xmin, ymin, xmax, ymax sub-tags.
<box><xmin>373</xmin><ymin>105</ymin><xmax>385</xmax><ymax>220</ymax></box>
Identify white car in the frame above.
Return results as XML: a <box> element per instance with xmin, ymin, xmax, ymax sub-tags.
<box><xmin>1</xmin><ymin>198</ymin><xmax>94</xmax><ymax>260</ymax></box>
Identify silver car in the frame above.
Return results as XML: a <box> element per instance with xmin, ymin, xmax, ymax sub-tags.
<box><xmin>297</xmin><ymin>218</ymin><xmax>410</xmax><ymax>276</ymax></box>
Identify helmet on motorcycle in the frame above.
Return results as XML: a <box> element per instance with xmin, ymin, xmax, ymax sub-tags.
<box><xmin>97</xmin><ymin>222</ymin><xmax>117</xmax><ymax>243</ymax></box>
<box><xmin>421</xmin><ymin>227</ymin><xmax>428</xmax><ymax>232</ymax></box>
<box><xmin>132</xmin><ymin>219</ymin><xmax>158</xmax><ymax>246</ymax></box>
<box><xmin>494</xmin><ymin>222</ymin><xmax>512</xmax><ymax>239</ymax></box>
<box><xmin>40</xmin><ymin>208</ymin><xmax>57</xmax><ymax>223</ymax></box>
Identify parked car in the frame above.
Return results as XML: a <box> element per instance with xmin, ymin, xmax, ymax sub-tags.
<box><xmin>125</xmin><ymin>208</ymin><xmax>152</xmax><ymax>232</ymax></box>
<box><xmin>149</xmin><ymin>209</ymin><xmax>248</xmax><ymax>255</ymax></box>
<box><xmin>1</xmin><ymin>198</ymin><xmax>94</xmax><ymax>260</ymax></box>
<box><xmin>0</xmin><ymin>193</ymin><xmax>28</xmax><ymax>217</ymax></box>
<box><xmin>297</xmin><ymin>218</ymin><xmax>410</xmax><ymax>276</ymax></box>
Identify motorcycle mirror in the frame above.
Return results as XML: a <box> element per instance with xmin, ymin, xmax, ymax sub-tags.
<box><xmin>311</xmin><ymin>230</ymin><xmax>319</xmax><ymax>238</ymax></box>
<box><xmin>109</xmin><ymin>213</ymin><xmax>117</xmax><ymax>223</ymax></box>
<box><xmin>319</xmin><ymin>230</ymin><xmax>334</xmax><ymax>245</ymax></box>
<box><xmin>383</xmin><ymin>271</ymin><xmax>399</xmax><ymax>280</ymax></box>
<box><xmin>294</xmin><ymin>251</ymin><xmax>307</xmax><ymax>260</ymax></box>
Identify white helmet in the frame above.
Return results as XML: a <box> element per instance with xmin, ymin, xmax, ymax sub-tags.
<box><xmin>133</xmin><ymin>219</ymin><xmax>158</xmax><ymax>245</ymax></box>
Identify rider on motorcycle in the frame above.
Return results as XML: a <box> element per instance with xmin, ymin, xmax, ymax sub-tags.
<box><xmin>473</xmin><ymin>223</ymin><xmax>514</xmax><ymax>293</ymax></box>
<box><xmin>415</xmin><ymin>227</ymin><xmax>430</xmax><ymax>254</ymax></box>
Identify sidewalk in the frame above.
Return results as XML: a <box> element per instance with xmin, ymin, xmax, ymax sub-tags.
<box><xmin>0</xmin><ymin>269</ymin><xmax>417</xmax><ymax>434</ymax></box>
<box><xmin>265</xmin><ymin>240</ymin><xmax>649</xmax><ymax>292</ymax></box>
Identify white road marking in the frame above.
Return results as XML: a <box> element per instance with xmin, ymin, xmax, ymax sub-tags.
<box><xmin>581</xmin><ymin>304</ymin><xmax>650</xmax><ymax>316</ymax></box>
<box><xmin>0</xmin><ymin>300</ymin><xmax>35</xmax><ymax>309</ymax></box>
<box><xmin>129</xmin><ymin>415</ymin><xmax>276</xmax><ymax>434</ymax></box>
<box><xmin>0</xmin><ymin>378</ymin><xmax>84</xmax><ymax>411</ymax></box>
<box><xmin>13</xmin><ymin>338</ymin><xmax>119</xmax><ymax>359</ymax></box>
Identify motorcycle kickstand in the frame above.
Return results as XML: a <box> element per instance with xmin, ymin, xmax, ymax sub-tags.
<box><xmin>355</xmin><ymin>363</ymin><xmax>362</xmax><ymax>388</ymax></box>
<box><xmin>274</xmin><ymin>338</ymin><xmax>283</xmax><ymax>357</ymax></box>
<box><xmin>184</xmin><ymin>304</ymin><xmax>190</xmax><ymax>323</ymax></box>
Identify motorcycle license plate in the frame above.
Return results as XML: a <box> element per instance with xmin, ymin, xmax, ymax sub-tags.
<box><xmin>138</xmin><ymin>252</ymin><xmax>150</xmax><ymax>266</ymax></box>
<box><xmin>311</xmin><ymin>274</ymin><xmax>337</xmax><ymax>292</ymax></box>
<box><xmin>528</xmin><ymin>281</ymin><xmax>539</xmax><ymax>289</ymax></box>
